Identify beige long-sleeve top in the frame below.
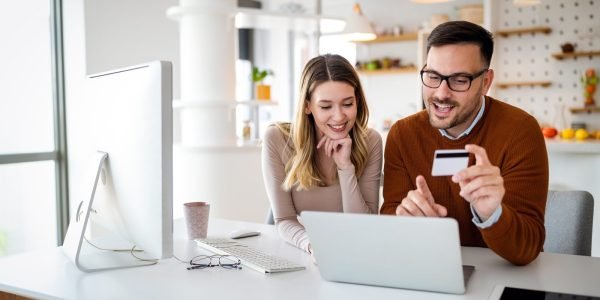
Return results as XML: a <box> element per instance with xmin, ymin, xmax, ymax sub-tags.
<box><xmin>261</xmin><ymin>125</ymin><xmax>383</xmax><ymax>252</ymax></box>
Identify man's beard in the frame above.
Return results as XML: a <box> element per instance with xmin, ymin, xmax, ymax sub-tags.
<box><xmin>424</xmin><ymin>90</ymin><xmax>482</xmax><ymax>131</ymax></box>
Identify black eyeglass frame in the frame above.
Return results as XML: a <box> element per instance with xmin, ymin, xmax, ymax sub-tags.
<box><xmin>420</xmin><ymin>67</ymin><xmax>488</xmax><ymax>92</ymax></box>
<box><xmin>187</xmin><ymin>254</ymin><xmax>242</xmax><ymax>270</ymax></box>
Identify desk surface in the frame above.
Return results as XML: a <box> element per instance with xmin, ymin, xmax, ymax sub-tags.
<box><xmin>1</xmin><ymin>218</ymin><xmax>599</xmax><ymax>300</ymax></box>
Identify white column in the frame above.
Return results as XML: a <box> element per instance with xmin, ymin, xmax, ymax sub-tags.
<box><xmin>167</xmin><ymin>0</ymin><xmax>270</xmax><ymax>223</ymax></box>
<box><xmin>167</xmin><ymin>0</ymin><xmax>237</xmax><ymax>147</ymax></box>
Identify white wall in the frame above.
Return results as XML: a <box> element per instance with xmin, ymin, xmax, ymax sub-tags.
<box><xmin>64</xmin><ymin>0</ymin><xmax>270</xmax><ymax>223</ymax></box>
<box><xmin>490</xmin><ymin>0</ymin><xmax>600</xmax><ymax>129</ymax></box>
<box><xmin>84</xmin><ymin>0</ymin><xmax>180</xmax><ymax>98</ymax></box>
<box><xmin>322</xmin><ymin>0</ymin><xmax>484</xmax><ymax>31</ymax></box>
<box><xmin>64</xmin><ymin>0</ymin><xmax>180</xmax><ymax>214</ymax></box>
<box><xmin>64</xmin><ymin>1</ymin><xmax>600</xmax><ymax>253</ymax></box>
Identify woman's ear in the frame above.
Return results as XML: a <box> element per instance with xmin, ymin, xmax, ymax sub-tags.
<box><xmin>304</xmin><ymin>102</ymin><xmax>311</xmax><ymax>115</ymax></box>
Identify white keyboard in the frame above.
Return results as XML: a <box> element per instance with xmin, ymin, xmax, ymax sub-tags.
<box><xmin>195</xmin><ymin>238</ymin><xmax>305</xmax><ymax>273</ymax></box>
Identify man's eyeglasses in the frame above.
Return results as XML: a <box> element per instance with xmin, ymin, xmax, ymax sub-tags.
<box><xmin>420</xmin><ymin>68</ymin><xmax>488</xmax><ymax>92</ymax></box>
<box><xmin>187</xmin><ymin>254</ymin><xmax>242</xmax><ymax>270</ymax></box>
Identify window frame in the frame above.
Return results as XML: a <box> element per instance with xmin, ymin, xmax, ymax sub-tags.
<box><xmin>0</xmin><ymin>0</ymin><xmax>69</xmax><ymax>245</ymax></box>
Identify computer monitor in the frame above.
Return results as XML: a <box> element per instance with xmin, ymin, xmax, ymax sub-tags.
<box><xmin>63</xmin><ymin>61</ymin><xmax>173</xmax><ymax>272</ymax></box>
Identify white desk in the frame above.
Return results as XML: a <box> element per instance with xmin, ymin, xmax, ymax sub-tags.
<box><xmin>1</xmin><ymin>218</ymin><xmax>600</xmax><ymax>300</ymax></box>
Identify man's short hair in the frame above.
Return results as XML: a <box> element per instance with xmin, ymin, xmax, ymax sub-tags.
<box><xmin>426</xmin><ymin>21</ymin><xmax>494</xmax><ymax>68</ymax></box>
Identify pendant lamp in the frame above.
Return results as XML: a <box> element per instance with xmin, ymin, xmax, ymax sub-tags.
<box><xmin>341</xmin><ymin>3</ymin><xmax>376</xmax><ymax>42</ymax></box>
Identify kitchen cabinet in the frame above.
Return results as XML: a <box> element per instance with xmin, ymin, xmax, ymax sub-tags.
<box><xmin>353</xmin><ymin>30</ymin><xmax>422</xmax><ymax>133</ymax></box>
<box><xmin>354</xmin><ymin>32</ymin><xmax>420</xmax><ymax>78</ymax></box>
<box><xmin>546</xmin><ymin>139</ymin><xmax>600</xmax><ymax>256</ymax></box>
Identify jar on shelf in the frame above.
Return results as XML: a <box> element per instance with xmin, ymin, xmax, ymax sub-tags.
<box><xmin>242</xmin><ymin>120</ymin><xmax>252</xmax><ymax>140</ymax></box>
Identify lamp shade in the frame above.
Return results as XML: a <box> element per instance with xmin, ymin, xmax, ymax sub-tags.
<box><xmin>341</xmin><ymin>3</ymin><xmax>376</xmax><ymax>42</ymax></box>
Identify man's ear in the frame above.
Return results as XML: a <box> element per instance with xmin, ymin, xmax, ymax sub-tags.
<box><xmin>482</xmin><ymin>69</ymin><xmax>494</xmax><ymax>95</ymax></box>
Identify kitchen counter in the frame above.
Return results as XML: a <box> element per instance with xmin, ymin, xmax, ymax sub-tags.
<box><xmin>545</xmin><ymin>139</ymin><xmax>600</xmax><ymax>154</ymax></box>
<box><xmin>545</xmin><ymin>139</ymin><xmax>600</xmax><ymax>257</ymax></box>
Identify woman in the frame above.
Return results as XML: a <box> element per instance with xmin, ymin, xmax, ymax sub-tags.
<box><xmin>261</xmin><ymin>54</ymin><xmax>382</xmax><ymax>254</ymax></box>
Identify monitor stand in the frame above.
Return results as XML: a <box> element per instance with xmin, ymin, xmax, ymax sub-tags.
<box><xmin>62</xmin><ymin>151</ymin><xmax>157</xmax><ymax>272</ymax></box>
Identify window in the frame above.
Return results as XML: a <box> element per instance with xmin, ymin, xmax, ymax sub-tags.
<box><xmin>0</xmin><ymin>0</ymin><xmax>67</xmax><ymax>256</ymax></box>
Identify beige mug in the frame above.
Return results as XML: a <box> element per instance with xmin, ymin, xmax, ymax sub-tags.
<box><xmin>183</xmin><ymin>202</ymin><xmax>210</xmax><ymax>240</ymax></box>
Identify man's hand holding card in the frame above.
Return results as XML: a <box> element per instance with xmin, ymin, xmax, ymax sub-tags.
<box><xmin>396</xmin><ymin>145</ymin><xmax>505</xmax><ymax>221</ymax></box>
<box><xmin>452</xmin><ymin>144</ymin><xmax>505</xmax><ymax>222</ymax></box>
<box><xmin>431</xmin><ymin>149</ymin><xmax>469</xmax><ymax>177</ymax></box>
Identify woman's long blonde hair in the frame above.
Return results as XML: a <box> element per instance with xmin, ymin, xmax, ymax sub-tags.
<box><xmin>277</xmin><ymin>54</ymin><xmax>370</xmax><ymax>191</ymax></box>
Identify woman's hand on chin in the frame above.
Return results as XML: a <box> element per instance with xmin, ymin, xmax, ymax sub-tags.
<box><xmin>317</xmin><ymin>135</ymin><xmax>353</xmax><ymax>170</ymax></box>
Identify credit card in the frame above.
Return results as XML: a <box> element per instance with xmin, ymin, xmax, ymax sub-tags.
<box><xmin>431</xmin><ymin>149</ymin><xmax>469</xmax><ymax>176</ymax></box>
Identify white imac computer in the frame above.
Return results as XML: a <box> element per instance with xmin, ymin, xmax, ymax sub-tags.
<box><xmin>63</xmin><ymin>61</ymin><xmax>173</xmax><ymax>272</ymax></box>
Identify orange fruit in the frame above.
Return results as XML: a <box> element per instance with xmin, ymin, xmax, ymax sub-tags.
<box><xmin>542</xmin><ymin>127</ymin><xmax>558</xmax><ymax>138</ymax></box>
<box><xmin>586</xmin><ymin>85</ymin><xmax>596</xmax><ymax>94</ymax></box>
<box><xmin>561</xmin><ymin>128</ymin><xmax>575</xmax><ymax>139</ymax></box>
<box><xmin>575</xmin><ymin>129</ymin><xmax>589</xmax><ymax>140</ymax></box>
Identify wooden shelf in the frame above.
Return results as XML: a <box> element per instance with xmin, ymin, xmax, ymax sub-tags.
<box><xmin>496</xmin><ymin>81</ymin><xmax>552</xmax><ymax>89</ymax></box>
<box><xmin>357</xmin><ymin>67</ymin><xmax>418</xmax><ymax>75</ymax></box>
<box><xmin>551</xmin><ymin>51</ymin><xmax>600</xmax><ymax>60</ymax></box>
<box><xmin>495</xmin><ymin>26</ymin><xmax>552</xmax><ymax>37</ymax></box>
<box><xmin>354</xmin><ymin>32</ymin><xmax>418</xmax><ymax>44</ymax></box>
<box><xmin>570</xmin><ymin>107</ymin><xmax>600</xmax><ymax>114</ymax></box>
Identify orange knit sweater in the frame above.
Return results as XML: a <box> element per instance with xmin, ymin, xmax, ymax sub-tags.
<box><xmin>381</xmin><ymin>96</ymin><xmax>548</xmax><ymax>265</ymax></box>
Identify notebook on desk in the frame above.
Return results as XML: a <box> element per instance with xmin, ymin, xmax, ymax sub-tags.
<box><xmin>301</xmin><ymin>211</ymin><xmax>474</xmax><ymax>294</ymax></box>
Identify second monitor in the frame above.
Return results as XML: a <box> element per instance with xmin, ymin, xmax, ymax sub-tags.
<box><xmin>63</xmin><ymin>61</ymin><xmax>173</xmax><ymax>271</ymax></box>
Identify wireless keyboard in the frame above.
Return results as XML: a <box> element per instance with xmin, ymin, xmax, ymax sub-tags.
<box><xmin>195</xmin><ymin>238</ymin><xmax>305</xmax><ymax>273</ymax></box>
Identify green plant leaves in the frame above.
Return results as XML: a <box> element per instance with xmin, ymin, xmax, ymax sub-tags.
<box><xmin>252</xmin><ymin>67</ymin><xmax>273</xmax><ymax>83</ymax></box>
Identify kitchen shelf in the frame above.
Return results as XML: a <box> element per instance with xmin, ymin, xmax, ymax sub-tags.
<box><xmin>495</xmin><ymin>81</ymin><xmax>552</xmax><ymax>89</ymax></box>
<box><xmin>551</xmin><ymin>51</ymin><xmax>600</xmax><ymax>60</ymax></box>
<box><xmin>354</xmin><ymin>32</ymin><xmax>418</xmax><ymax>44</ymax></box>
<box><xmin>237</xmin><ymin>100</ymin><xmax>278</xmax><ymax>140</ymax></box>
<box><xmin>569</xmin><ymin>106</ymin><xmax>600</xmax><ymax>114</ymax></box>
<box><xmin>495</xmin><ymin>26</ymin><xmax>552</xmax><ymax>37</ymax></box>
<box><xmin>172</xmin><ymin>99</ymin><xmax>278</xmax><ymax>140</ymax></box>
<box><xmin>357</xmin><ymin>67</ymin><xmax>418</xmax><ymax>75</ymax></box>
<box><xmin>236</xmin><ymin>100</ymin><xmax>278</xmax><ymax>106</ymax></box>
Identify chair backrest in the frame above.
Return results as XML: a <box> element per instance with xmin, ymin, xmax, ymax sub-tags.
<box><xmin>544</xmin><ymin>190</ymin><xmax>594</xmax><ymax>256</ymax></box>
<box><xmin>266</xmin><ymin>207</ymin><xmax>275</xmax><ymax>225</ymax></box>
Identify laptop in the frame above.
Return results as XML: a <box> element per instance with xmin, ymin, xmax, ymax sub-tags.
<box><xmin>301</xmin><ymin>211</ymin><xmax>474</xmax><ymax>294</ymax></box>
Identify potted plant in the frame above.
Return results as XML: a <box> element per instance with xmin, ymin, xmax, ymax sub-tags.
<box><xmin>252</xmin><ymin>67</ymin><xmax>273</xmax><ymax>101</ymax></box>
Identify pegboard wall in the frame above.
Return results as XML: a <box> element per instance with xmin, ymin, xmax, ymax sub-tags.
<box><xmin>492</xmin><ymin>0</ymin><xmax>600</xmax><ymax>130</ymax></box>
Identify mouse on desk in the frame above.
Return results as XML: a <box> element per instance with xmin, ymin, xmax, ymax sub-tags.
<box><xmin>229</xmin><ymin>229</ymin><xmax>261</xmax><ymax>239</ymax></box>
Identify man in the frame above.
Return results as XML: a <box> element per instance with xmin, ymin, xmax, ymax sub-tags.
<box><xmin>381</xmin><ymin>21</ymin><xmax>548</xmax><ymax>265</ymax></box>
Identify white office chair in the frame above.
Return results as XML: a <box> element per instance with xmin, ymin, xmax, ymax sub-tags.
<box><xmin>266</xmin><ymin>207</ymin><xmax>275</xmax><ymax>225</ymax></box>
<box><xmin>544</xmin><ymin>190</ymin><xmax>594</xmax><ymax>256</ymax></box>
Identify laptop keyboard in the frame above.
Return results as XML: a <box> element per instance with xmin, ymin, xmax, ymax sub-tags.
<box><xmin>195</xmin><ymin>238</ymin><xmax>305</xmax><ymax>273</ymax></box>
